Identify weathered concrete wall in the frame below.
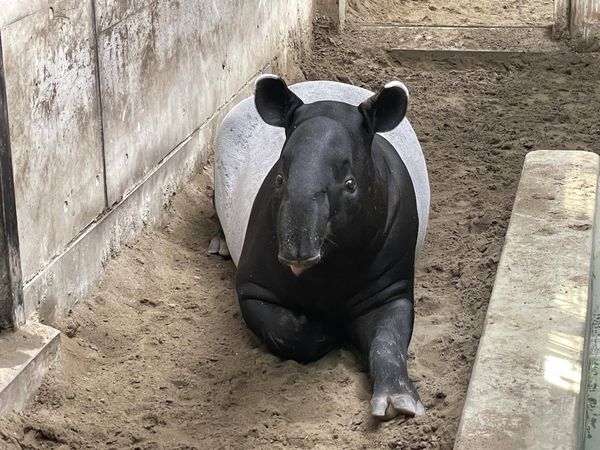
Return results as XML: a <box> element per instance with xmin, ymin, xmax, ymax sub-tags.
<box><xmin>2</xmin><ymin>1</ymin><xmax>106</xmax><ymax>284</ymax></box>
<box><xmin>571</xmin><ymin>0</ymin><xmax>600</xmax><ymax>50</ymax></box>
<box><xmin>0</xmin><ymin>0</ymin><xmax>313</xmax><ymax>324</ymax></box>
<box><xmin>317</xmin><ymin>0</ymin><xmax>346</xmax><ymax>30</ymax></box>
<box><xmin>554</xmin><ymin>0</ymin><xmax>600</xmax><ymax>49</ymax></box>
<box><xmin>97</xmin><ymin>0</ymin><xmax>312</xmax><ymax>205</ymax></box>
<box><xmin>554</xmin><ymin>0</ymin><xmax>571</xmax><ymax>39</ymax></box>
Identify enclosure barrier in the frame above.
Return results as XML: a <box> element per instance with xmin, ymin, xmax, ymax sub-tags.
<box><xmin>0</xmin><ymin>0</ymin><xmax>314</xmax><ymax>417</ymax></box>
<box><xmin>455</xmin><ymin>151</ymin><xmax>599</xmax><ymax>449</ymax></box>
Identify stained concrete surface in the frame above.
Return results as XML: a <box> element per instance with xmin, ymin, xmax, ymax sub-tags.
<box><xmin>22</xmin><ymin>74</ymin><xmax>253</xmax><ymax>326</ymax></box>
<box><xmin>2</xmin><ymin>0</ymin><xmax>105</xmax><ymax>282</ymax></box>
<box><xmin>98</xmin><ymin>0</ymin><xmax>313</xmax><ymax>205</ymax></box>
<box><xmin>0</xmin><ymin>0</ymin><xmax>313</xmax><ymax>324</ymax></box>
<box><xmin>0</xmin><ymin>0</ymin><xmax>313</xmax><ymax>421</ymax></box>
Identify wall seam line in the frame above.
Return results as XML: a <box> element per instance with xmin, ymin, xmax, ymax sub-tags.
<box><xmin>89</xmin><ymin>0</ymin><xmax>109</xmax><ymax>209</ymax></box>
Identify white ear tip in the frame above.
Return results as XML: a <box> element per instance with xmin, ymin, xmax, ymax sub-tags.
<box><xmin>255</xmin><ymin>74</ymin><xmax>281</xmax><ymax>87</ymax></box>
<box><xmin>384</xmin><ymin>80</ymin><xmax>409</xmax><ymax>97</ymax></box>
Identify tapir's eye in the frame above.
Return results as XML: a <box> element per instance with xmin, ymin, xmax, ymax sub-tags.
<box><xmin>344</xmin><ymin>178</ymin><xmax>357</xmax><ymax>193</ymax></box>
<box><xmin>275</xmin><ymin>173</ymin><xmax>284</xmax><ymax>187</ymax></box>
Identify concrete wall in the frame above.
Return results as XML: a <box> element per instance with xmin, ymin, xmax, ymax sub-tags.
<box><xmin>316</xmin><ymin>0</ymin><xmax>346</xmax><ymax>30</ymax></box>
<box><xmin>554</xmin><ymin>0</ymin><xmax>571</xmax><ymax>39</ymax></box>
<box><xmin>0</xmin><ymin>0</ymin><xmax>313</xmax><ymax>324</ymax></box>
<box><xmin>553</xmin><ymin>0</ymin><xmax>600</xmax><ymax>49</ymax></box>
<box><xmin>571</xmin><ymin>0</ymin><xmax>600</xmax><ymax>50</ymax></box>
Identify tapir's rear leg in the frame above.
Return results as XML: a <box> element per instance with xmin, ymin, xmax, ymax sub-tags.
<box><xmin>351</xmin><ymin>298</ymin><xmax>424</xmax><ymax>420</ymax></box>
<box><xmin>208</xmin><ymin>222</ymin><xmax>229</xmax><ymax>257</ymax></box>
<box><xmin>208</xmin><ymin>189</ymin><xmax>230</xmax><ymax>258</ymax></box>
<box><xmin>240</xmin><ymin>299</ymin><xmax>339</xmax><ymax>363</ymax></box>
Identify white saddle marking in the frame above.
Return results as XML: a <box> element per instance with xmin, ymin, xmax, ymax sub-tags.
<box><xmin>215</xmin><ymin>80</ymin><xmax>430</xmax><ymax>265</ymax></box>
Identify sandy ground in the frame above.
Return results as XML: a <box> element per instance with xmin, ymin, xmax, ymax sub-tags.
<box><xmin>348</xmin><ymin>0</ymin><xmax>554</xmax><ymax>26</ymax></box>
<box><xmin>2</xmin><ymin>2</ymin><xmax>600</xmax><ymax>450</ymax></box>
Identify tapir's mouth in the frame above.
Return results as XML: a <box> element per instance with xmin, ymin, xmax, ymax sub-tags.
<box><xmin>278</xmin><ymin>254</ymin><xmax>321</xmax><ymax>277</ymax></box>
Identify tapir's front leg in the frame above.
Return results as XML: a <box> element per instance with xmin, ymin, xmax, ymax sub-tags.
<box><xmin>351</xmin><ymin>298</ymin><xmax>424</xmax><ymax>420</ymax></box>
<box><xmin>240</xmin><ymin>299</ymin><xmax>339</xmax><ymax>363</ymax></box>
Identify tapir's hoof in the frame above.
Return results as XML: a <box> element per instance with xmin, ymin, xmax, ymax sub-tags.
<box><xmin>218</xmin><ymin>239</ymin><xmax>230</xmax><ymax>258</ymax></box>
<box><xmin>208</xmin><ymin>236</ymin><xmax>230</xmax><ymax>259</ymax></box>
<box><xmin>371</xmin><ymin>393</ymin><xmax>426</xmax><ymax>420</ymax></box>
<box><xmin>208</xmin><ymin>236</ymin><xmax>221</xmax><ymax>254</ymax></box>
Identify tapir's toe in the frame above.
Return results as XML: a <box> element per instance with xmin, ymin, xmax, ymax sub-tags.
<box><xmin>371</xmin><ymin>395</ymin><xmax>390</xmax><ymax>418</ymax></box>
<box><xmin>415</xmin><ymin>399</ymin><xmax>426</xmax><ymax>416</ymax></box>
<box><xmin>218</xmin><ymin>239</ymin><xmax>230</xmax><ymax>258</ymax></box>
<box><xmin>208</xmin><ymin>236</ymin><xmax>221</xmax><ymax>254</ymax></box>
<box><xmin>207</xmin><ymin>235</ymin><xmax>230</xmax><ymax>259</ymax></box>
<box><xmin>371</xmin><ymin>393</ymin><xmax>426</xmax><ymax>421</ymax></box>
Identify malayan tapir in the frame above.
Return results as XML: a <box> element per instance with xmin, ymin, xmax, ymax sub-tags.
<box><xmin>213</xmin><ymin>75</ymin><xmax>430</xmax><ymax>420</ymax></box>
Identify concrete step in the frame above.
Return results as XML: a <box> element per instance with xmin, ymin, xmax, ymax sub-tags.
<box><xmin>0</xmin><ymin>321</ymin><xmax>60</xmax><ymax>417</ymax></box>
<box><xmin>351</xmin><ymin>24</ymin><xmax>570</xmax><ymax>64</ymax></box>
<box><xmin>454</xmin><ymin>150</ymin><xmax>599</xmax><ymax>450</ymax></box>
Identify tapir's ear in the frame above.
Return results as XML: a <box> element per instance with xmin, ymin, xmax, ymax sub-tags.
<box><xmin>358</xmin><ymin>81</ymin><xmax>409</xmax><ymax>134</ymax></box>
<box><xmin>254</xmin><ymin>74</ymin><xmax>304</xmax><ymax>128</ymax></box>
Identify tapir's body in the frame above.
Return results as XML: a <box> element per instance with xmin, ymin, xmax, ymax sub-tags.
<box><xmin>214</xmin><ymin>79</ymin><xmax>430</xmax><ymax>419</ymax></box>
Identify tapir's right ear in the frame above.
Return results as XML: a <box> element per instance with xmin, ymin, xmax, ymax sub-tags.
<box><xmin>358</xmin><ymin>81</ymin><xmax>409</xmax><ymax>134</ymax></box>
<box><xmin>254</xmin><ymin>75</ymin><xmax>304</xmax><ymax>128</ymax></box>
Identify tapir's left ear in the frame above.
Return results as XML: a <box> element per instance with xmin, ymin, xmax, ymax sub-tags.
<box><xmin>358</xmin><ymin>81</ymin><xmax>409</xmax><ymax>134</ymax></box>
<box><xmin>254</xmin><ymin>74</ymin><xmax>304</xmax><ymax>128</ymax></box>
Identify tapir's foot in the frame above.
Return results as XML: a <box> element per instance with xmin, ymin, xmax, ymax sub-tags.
<box><xmin>240</xmin><ymin>298</ymin><xmax>340</xmax><ymax>363</ymax></box>
<box><xmin>208</xmin><ymin>235</ymin><xmax>220</xmax><ymax>254</ymax></box>
<box><xmin>351</xmin><ymin>298</ymin><xmax>423</xmax><ymax>421</ymax></box>
<box><xmin>208</xmin><ymin>213</ymin><xmax>230</xmax><ymax>259</ymax></box>
<box><xmin>371</xmin><ymin>386</ymin><xmax>425</xmax><ymax>420</ymax></box>
<box><xmin>208</xmin><ymin>235</ymin><xmax>230</xmax><ymax>258</ymax></box>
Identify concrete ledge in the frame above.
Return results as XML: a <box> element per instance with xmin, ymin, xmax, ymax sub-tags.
<box><xmin>584</xmin><ymin>168</ymin><xmax>600</xmax><ymax>448</ymax></box>
<box><xmin>455</xmin><ymin>150</ymin><xmax>599</xmax><ymax>450</ymax></box>
<box><xmin>355</xmin><ymin>24</ymin><xmax>569</xmax><ymax>54</ymax></box>
<box><xmin>381</xmin><ymin>25</ymin><xmax>569</xmax><ymax>65</ymax></box>
<box><xmin>388</xmin><ymin>48</ymin><xmax>549</xmax><ymax>65</ymax></box>
<box><xmin>0</xmin><ymin>321</ymin><xmax>60</xmax><ymax>417</ymax></box>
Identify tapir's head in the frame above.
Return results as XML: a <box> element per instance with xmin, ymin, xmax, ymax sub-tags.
<box><xmin>254</xmin><ymin>75</ymin><xmax>409</xmax><ymax>276</ymax></box>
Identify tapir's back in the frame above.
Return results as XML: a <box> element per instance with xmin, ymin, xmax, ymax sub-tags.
<box><xmin>215</xmin><ymin>80</ymin><xmax>430</xmax><ymax>265</ymax></box>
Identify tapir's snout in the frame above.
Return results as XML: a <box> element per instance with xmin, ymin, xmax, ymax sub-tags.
<box><xmin>277</xmin><ymin>187</ymin><xmax>329</xmax><ymax>277</ymax></box>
